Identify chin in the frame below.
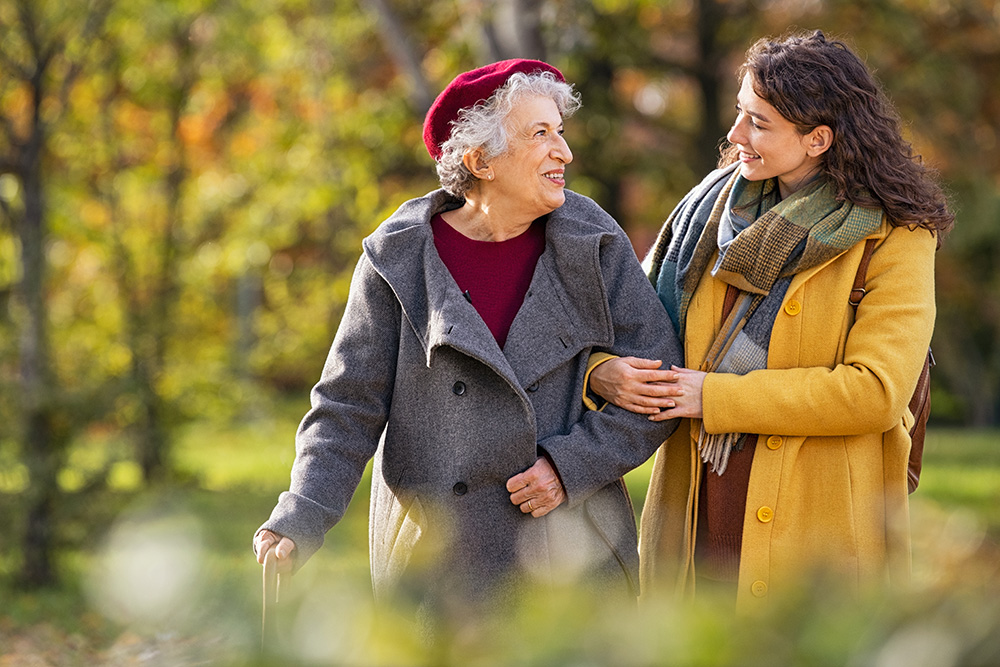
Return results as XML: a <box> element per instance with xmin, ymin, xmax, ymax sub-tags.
<box><xmin>738</xmin><ymin>163</ymin><xmax>767</xmax><ymax>181</ymax></box>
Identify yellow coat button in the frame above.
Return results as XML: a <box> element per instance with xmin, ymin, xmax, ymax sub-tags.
<box><xmin>751</xmin><ymin>580</ymin><xmax>768</xmax><ymax>597</ymax></box>
<box><xmin>757</xmin><ymin>506</ymin><xmax>774</xmax><ymax>523</ymax></box>
<box><xmin>766</xmin><ymin>435</ymin><xmax>783</xmax><ymax>450</ymax></box>
<box><xmin>784</xmin><ymin>299</ymin><xmax>802</xmax><ymax>316</ymax></box>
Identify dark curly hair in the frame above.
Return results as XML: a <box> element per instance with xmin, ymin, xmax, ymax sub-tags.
<box><xmin>720</xmin><ymin>30</ymin><xmax>954</xmax><ymax>236</ymax></box>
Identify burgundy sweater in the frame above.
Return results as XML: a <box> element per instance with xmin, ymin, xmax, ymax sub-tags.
<box><xmin>430</xmin><ymin>213</ymin><xmax>545</xmax><ymax>349</ymax></box>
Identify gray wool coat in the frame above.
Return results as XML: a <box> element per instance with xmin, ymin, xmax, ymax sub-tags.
<box><xmin>259</xmin><ymin>188</ymin><xmax>681</xmax><ymax>608</ymax></box>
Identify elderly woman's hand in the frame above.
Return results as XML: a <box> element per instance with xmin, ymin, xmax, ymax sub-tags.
<box><xmin>255</xmin><ymin>529</ymin><xmax>296</xmax><ymax>574</ymax></box>
<box><xmin>590</xmin><ymin>356</ymin><xmax>680</xmax><ymax>417</ymax></box>
<box><xmin>507</xmin><ymin>456</ymin><xmax>566</xmax><ymax>517</ymax></box>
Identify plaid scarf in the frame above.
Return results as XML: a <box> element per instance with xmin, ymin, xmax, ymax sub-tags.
<box><xmin>648</xmin><ymin>164</ymin><xmax>883</xmax><ymax>474</ymax></box>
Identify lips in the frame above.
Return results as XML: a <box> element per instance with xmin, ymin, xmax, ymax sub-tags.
<box><xmin>738</xmin><ymin>150</ymin><xmax>760</xmax><ymax>162</ymax></box>
<box><xmin>543</xmin><ymin>170</ymin><xmax>565</xmax><ymax>185</ymax></box>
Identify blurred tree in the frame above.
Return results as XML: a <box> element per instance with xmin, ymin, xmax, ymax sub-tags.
<box><xmin>81</xmin><ymin>0</ymin><xmax>262</xmax><ymax>483</ymax></box>
<box><xmin>0</xmin><ymin>0</ymin><xmax>111</xmax><ymax>586</ymax></box>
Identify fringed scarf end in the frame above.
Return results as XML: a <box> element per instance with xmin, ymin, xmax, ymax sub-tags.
<box><xmin>698</xmin><ymin>424</ymin><xmax>744</xmax><ymax>476</ymax></box>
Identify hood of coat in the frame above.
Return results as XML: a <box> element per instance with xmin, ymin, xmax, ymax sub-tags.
<box><xmin>362</xmin><ymin>189</ymin><xmax>620</xmax><ymax>389</ymax></box>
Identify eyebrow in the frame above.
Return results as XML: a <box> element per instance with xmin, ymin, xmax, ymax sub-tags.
<box><xmin>522</xmin><ymin>119</ymin><xmax>563</xmax><ymax>135</ymax></box>
<box><xmin>737</xmin><ymin>98</ymin><xmax>772</xmax><ymax>124</ymax></box>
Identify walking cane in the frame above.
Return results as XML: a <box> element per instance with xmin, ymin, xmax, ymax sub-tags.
<box><xmin>261</xmin><ymin>544</ymin><xmax>283</xmax><ymax>654</ymax></box>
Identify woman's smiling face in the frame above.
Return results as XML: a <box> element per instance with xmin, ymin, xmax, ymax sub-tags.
<box><xmin>726</xmin><ymin>73</ymin><xmax>830</xmax><ymax>198</ymax></box>
<box><xmin>486</xmin><ymin>94</ymin><xmax>573</xmax><ymax>219</ymax></box>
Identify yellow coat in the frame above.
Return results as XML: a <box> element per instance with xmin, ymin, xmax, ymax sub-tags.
<box><xmin>638</xmin><ymin>219</ymin><xmax>937</xmax><ymax>611</ymax></box>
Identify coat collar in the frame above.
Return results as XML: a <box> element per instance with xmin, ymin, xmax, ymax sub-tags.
<box><xmin>363</xmin><ymin>189</ymin><xmax>616</xmax><ymax>388</ymax></box>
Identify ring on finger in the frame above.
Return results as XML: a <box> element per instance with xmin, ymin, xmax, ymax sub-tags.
<box><xmin>527</xmin><ymin>499</ymin><xmax>534</xmax><ymax>512</ymax></box>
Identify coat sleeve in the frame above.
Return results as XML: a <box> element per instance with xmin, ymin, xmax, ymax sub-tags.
<box><xmin>702</xmin><ymin>225</ymin><xmax>936</xmax><ymax>436</ymax></box>
<box><xmin>537</xmin><ymin>226</ymin><xmax>683</xmax><ymax>508</ymax></box>
<box><xmin>257</xmin><ymin>253</ymin><xmax>400</xmax><ymax>569</ymax></box>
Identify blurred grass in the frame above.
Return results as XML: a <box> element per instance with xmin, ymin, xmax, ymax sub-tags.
<box><xmin>1</xmin><ymin>414</ymin><xmax>998</xmax><ymax>665</ymax></box>
<box><xmin>917</xmin><ymin>429</ymin><xmax>1000</xmax><ymax>540</ymax></box>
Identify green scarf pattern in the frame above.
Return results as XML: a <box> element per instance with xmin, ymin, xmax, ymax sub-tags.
<box><xmin>648</xmin><ymin>165</ymin><xmax>884</xmax><ymax>473</ymax></box>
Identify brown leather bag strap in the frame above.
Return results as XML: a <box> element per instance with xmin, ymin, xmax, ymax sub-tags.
<box><xmin>849</xmin><ymin>236</ymin><xmax>935</xmax><ymax>494</ymax></box>
<box><xmin>850</xmin><ymin>239</ymin><xmax>878</xmax><ymax>310</ymax></box>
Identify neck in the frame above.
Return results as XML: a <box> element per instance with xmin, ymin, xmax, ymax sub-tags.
<box><xmin>443</xmin><ymin>192</ymin><xmax>536</xmax><ymax>241</ymax></box>
<box><xmin>777</xmin><ymin>166</ymin><xmax>823</xmax><ymax>200</ymax></box>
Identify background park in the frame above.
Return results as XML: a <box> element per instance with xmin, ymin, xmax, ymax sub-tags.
<box><xmin>1</xmin><ymin>0</ymin><xmax>998</xmax><ymax>664</ymax></box>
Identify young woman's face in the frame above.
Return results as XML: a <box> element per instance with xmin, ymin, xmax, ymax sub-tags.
<box><xmin>726</xmin><ymin>73</ymin><xmax>826</xmax><ymax>199</ymax></box>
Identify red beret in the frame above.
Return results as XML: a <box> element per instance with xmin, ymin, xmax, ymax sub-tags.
<box><xmin>422</xmin><ymin>59</ymin><xmax>565</xmax><ymax>162</ymax></box>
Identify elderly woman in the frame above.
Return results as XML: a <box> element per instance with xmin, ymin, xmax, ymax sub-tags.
<box><xmin>253</xmin><ymin>60</ymin><xmax>680</xmax><ymax>621</ymax></box>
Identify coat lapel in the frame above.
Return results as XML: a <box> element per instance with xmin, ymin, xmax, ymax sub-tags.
<box><xmin>363</xmin><ymin>189</ymin><xmax>616</xmax><ymax>391</ymax></box>
<box><xmin>363</xmin><ymin>191</ymin><xmax>517</xmax><ymax>383</ymax></box>
<box><xmin>502</xmin><ymin>207</ymin><xmax>615</xmax><ymax>387</ymax></box>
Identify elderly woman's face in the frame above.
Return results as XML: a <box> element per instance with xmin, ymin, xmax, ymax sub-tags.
<box><xmin>487</xmin><ymin>94</ymin><xmax>573</xmax><ymax>218</ymax></box>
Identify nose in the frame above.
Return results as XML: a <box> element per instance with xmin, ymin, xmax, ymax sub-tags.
<box><xmin>552</xmin><ymin>133</ymin><xmax>573</xmax><ymax>164</ymax></box>
<box><xmin>727</xmin><ymin>114</ymin><xmax>747</xmax><ymax>146</ymax></box>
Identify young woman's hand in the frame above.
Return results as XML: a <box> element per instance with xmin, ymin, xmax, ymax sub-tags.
<box><xmin>653</xmin><ymin>366</ymin><xmax>705</xmax><ymax>420</ymax></box>
<box><xmin>589</xmin><ymin>358</ymin><xmax>704</xmax><ymax>422</ymax></box>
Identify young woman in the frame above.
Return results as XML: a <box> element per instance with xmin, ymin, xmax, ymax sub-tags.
<box><xmin>588</xmin><ymin>31</ymin><xmax>953</xmax><ymax>609</ymax></box>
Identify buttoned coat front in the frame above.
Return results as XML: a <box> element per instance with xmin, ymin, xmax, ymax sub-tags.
<box><xmin>260</xmin><ymin>189</ymin><xmax>680</xmax><ymax>609</ymax></box>
<box><xmin>639</xmin><ymin>218</ymin><xmax>936</xmax><ymax>610</ymax></box>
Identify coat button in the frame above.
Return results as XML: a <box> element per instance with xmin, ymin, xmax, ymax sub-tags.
<box><xmin>527</xmin><ymin>382</ymin><xmax>539</xmax><ymax>393</ymax></box>
<box><xmin>783</xmin><ymin>299</ymin><xmax>802</xmax><ymax>316</ymax></box>
<box><xmin>751</xmin><ymin>580</ymin><xmax>768</xmax><ymax>597</ymax></box>
<box><xmin>452</xmin><ymin>482</ymin><xmax>467</xmax><ymax>496</ymax></box>
<box><xmin>452</xmin><ymin>381</ymin><xmax>466</xmax><ymax>396</ymax></box>
<box><xmin>757</xmin><ymin>506</ymin><xmax>774</xmax><ymax>523</ymax></box>
<box><xmin>766</xmin><ymin>435</ymin><xmax>783</xmax><ymax>450</ymax></box>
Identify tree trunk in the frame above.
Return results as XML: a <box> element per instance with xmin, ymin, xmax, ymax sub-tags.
<box><xmin>693</xmin><ymin>0</ymin><xmax>727</xmax><ymax>175</ymax></box>
<box><xmin>132</xmin><ymin>26</ymin><xmax>195</xmax><ymax>484</ymax></box>
<box><xmin>18</xmin><ymin>82</ymin><xmax>59</xmax><ymax>587</ymax></box>
<box><xmin>506</xmin><ymin>0</ymin><xmax>547</xmax><ymax>61</ymax></box>
<box><xmin>5</xmin><ymin>0</ymin><xmax>111</xmax><ymax>587</ymax></box>
<box><xmin>362</xmin><ymin>0</ymin><xmax>433</xmax><ymax>113</ymax></box>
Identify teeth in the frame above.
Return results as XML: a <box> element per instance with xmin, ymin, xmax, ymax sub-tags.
<box><xmin>544</xmin><ymin>172</ymin><xmax>564</xmax><ymax>180</ymax></box>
